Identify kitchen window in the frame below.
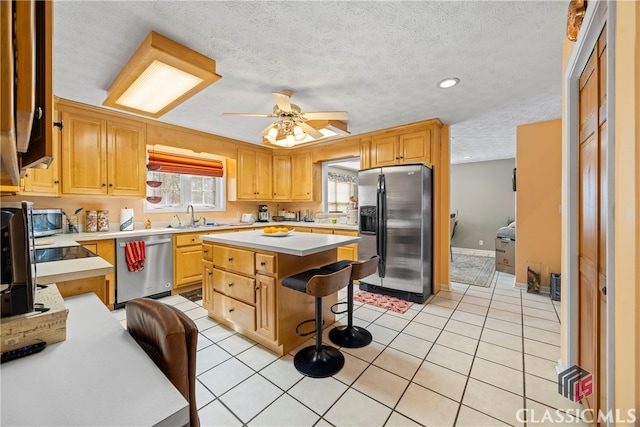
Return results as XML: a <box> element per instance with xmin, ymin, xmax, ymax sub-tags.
<box><xmin>144</xmin><ymin>171</ymin><xmax>226</xmax><ymax>213</ymax></box>
<box><xmin>322</xmin><ymin>159</ymin><xmax>359</xmax><ymax>213</ymax></box>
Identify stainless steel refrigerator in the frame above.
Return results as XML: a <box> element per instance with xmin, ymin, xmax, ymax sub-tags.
<box><xmin>358</xmin><ymin>164</ymin><xmax>432</xmax><ymax>303</ymax></box>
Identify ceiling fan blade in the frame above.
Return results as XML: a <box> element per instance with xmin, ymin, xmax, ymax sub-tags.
<box><xmin>222</xmin><ymin>113</ymin><xmax>272</xmax><ymax>118</ymax></box>
<box><xmin>298</xmin><ymin>122</ymin><xmax>324</xmax><ymax>139</ymax></box>
<box><xmin>258</xmin><ymin>123</ymin><xmax>276</xmax><ymax>137</ymax></box>
<box><xmin>301</xmin><ymin>111</ymin><xmax>349</xmax><ymax>121</ymax></box>
<box><xmin>272</xmin><ymin>91</ymin><xmax>292</xmax><ymax>112</ymax></box>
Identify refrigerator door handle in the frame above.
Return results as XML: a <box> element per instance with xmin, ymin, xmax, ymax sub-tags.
<box><xmin>377</xmin><ymin>174</ymin><xmax>386</xmax><ymax>277</ymax></box>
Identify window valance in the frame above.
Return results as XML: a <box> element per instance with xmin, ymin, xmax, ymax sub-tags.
<box><xmin>147</xmin><ymin>146</ymin><xmax>224</xmax><ymax>177</ymax></box>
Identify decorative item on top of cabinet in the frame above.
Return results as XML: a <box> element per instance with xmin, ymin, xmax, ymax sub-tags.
<box><xmin>59</xmin><ymin>103</ymin><xmax>146</xmax><ymax>197</ymax></box>
<box><xmin>236</xmin><ymin>147</ymin><xmax>272</xmax><ymax>200</ymax></box>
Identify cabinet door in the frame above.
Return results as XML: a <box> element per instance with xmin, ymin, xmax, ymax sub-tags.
<box><xmin>256</xmin><ymin>274</ymin><xmax>276</xmax><ymax>341</ymax></box>
<box><xmin>175</xmin><ymin>245</ymin><xmax>203</xmax><ymax>288</ymax></box>
<box><xmin>202</xmin><ymin>261</ymin><xmax>214</xmax><ymax>312</ymax></box>
<box><xmin>255</xmin><ymin>151</ymin><xmax>272</xmax><ymax>200</ymax></box>
<box><xmin>371</xmin><ymin>135</ymin><xmax>399</xmax><ymax>167</ymax></box>
<box><xmin>61</xmin><ymin>110</ymin><xmax>107</xmax><ymax>195</ymax></box>
<box><xmin>79</xmin><ymin>239</ymin><xmax>115</xmax><ymax>306</ymax></box>
<box><xmin>337</xmin><ymin>244</ymin><xmax>358</xmax><ymax>261</ymax></box>
<box><xmin>107</xmin><ymin>119</ymin><xmax>145</xmax><ymax>196</ymax></box>
<box><xmin>291</xmin><ymin>152</ymin><xmax>313</xmax><ymax>200</ymax></box>
<box><xmin>22</xmin><ymin>143</ymin><xmax>59</xmax><ymax>195</ymax></box>
<box><xmin>272</xmin><ymin>154</ymin><xmax>291</xmax><ymax>200</ymax></box>
<box><xmin>401</xmin><ymin>130</ymin><xmax>431</xmax><ymax>165</ymax></box>
<box><xmin>237</xmin><ymin>148</ymin><xmax>257</xmax><ymax>199</ymax></box>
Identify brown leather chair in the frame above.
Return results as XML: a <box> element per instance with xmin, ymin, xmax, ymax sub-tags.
<box><xmin>126</xmin><ymin>298</ymin><xmax>200</xmax><ymax>427</ymax></box>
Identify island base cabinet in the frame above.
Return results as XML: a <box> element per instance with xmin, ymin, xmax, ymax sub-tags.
<box><xmin>203</xmin><ymin>242</ymin><xmax>339</xmax><ymax>355</ymax></box>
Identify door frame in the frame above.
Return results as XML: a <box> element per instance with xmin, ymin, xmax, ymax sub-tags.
<box><xmin>562</xmin><ymin>0</ymin><xmax>615</xmax><ymax>418</ymax></box>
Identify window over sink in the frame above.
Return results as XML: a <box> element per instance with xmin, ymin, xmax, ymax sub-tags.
<box><xmin>144</xmin><ymin>171</ymin><xmax>226</xmax><ymax>213</ymax></box>
<box><xmin>322</xmin><ymin>159</ymin><xmax>359</xmax><ymax>213</ymax></box>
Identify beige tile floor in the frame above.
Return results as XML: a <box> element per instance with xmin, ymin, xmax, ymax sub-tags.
<box><xmin>112</xmin><ymin>248</ymin><xmax>588</xmax><ymax>426</ymax></box>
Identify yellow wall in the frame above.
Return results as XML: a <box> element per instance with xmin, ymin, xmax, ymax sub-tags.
<box><xmin>515</xmin><ymin>119</ymin><xmax>562</xmax><ymax>288</ymax></box>
<box><xmin>614</xmin><ymin>0</ymin><xmax>639</xmax><ymax>415</ymax></box>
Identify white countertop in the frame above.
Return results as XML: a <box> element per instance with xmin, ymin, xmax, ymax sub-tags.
<box><xmin>0</xmin><ymin>292</ymin><xmax>189</xmax><ymax>427</ymax></box>
<box><xmin>200</xmin><ymin>230</ymin><xmax>361</xmax><ymax>257</ymax></box>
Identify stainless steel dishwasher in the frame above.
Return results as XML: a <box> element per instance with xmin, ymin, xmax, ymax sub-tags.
<box><xmin>115</xmin><ymin>234</ymin><xmax>173</xmax><ymax>307</ymax></box>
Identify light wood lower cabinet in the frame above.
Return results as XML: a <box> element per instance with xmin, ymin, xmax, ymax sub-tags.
<box><xmin>202</xmin><ymin>241</ymin><xmax>337</xmax><ymax>355</ymax></box>
<box><xmin>79</xmin><ymin>239</ymin><xmax>115</xmax><ymax>307</ymax></box>
<box><xmin>174</xmin><ymin>230</ymin><xmax>227</xmax><ymax>290</ymax></box>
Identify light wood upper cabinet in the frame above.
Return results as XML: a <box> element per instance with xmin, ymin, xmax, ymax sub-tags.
<box><xmin>370</xmin><ymin>128</ymin><xmax>433</xmax><ymax>167</ymax></box>
<box><xmin>22</xmin><ymin>122</ymin><xmax>60</xmax><ymax>195</ymax></box>
<box><xmin>60</xmin><ymin>107</ymin><xmax>145</xmax><ymax>197</ymax></box>
<box><xmin>272</xmin><ymin>154</ymin><xmax>291</xmax><ymax>200</ymax></box>
<box><xmin>237</xmin><ymin>148</ymin><xmax>272</xmax><ymax>200</ymax></box>
<box><xmin>106</xmin><ymin>119</ymin><xmax>146</xmax><ymax>197</ymax></box>
<box><xmin>291</xmin><ymin>152</ymin><xmax>314</xmax><ymax>201</ymax></box>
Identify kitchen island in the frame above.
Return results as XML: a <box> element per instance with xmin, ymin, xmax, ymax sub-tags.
<box><xmin>200</xmin><ymin>230</ymin><xmax>360</xmax><ymax>355</ymax></box>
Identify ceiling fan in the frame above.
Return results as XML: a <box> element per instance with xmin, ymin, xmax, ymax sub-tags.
<box><xmin>222</xmin><ymin>89</ymin><xmax>348</xmax><ymax>145</ymax></box>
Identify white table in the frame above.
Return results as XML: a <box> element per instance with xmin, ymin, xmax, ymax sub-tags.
<box><xmin>0</xmin><ymin>293</ymin><xmax>189</xmax><ymax>426</ymax></box>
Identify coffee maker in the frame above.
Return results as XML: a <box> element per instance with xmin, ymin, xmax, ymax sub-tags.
<box><xmin>257</xmin><ymin>204</ymin><xmax>270</xmax><ymax>222</ymax></box>
<box><xmin>1</xmin><ymin>202</ymin><xmax>36</xmax><ymax>318</ymax></box>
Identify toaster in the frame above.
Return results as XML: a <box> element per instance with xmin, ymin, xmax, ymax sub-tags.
<box><xmin>240</xmin><ymin>213</ymin><xmax>255</xmax><ymax>224</ymax></box>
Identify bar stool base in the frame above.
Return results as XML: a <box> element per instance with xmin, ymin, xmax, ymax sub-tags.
<box><xmin>329</xmin><ymin>325</ymin><xmax>373</xmax><ymax>348</ymax></box>
<box><xmin>293</xmin><ymin>345</ymin><xmax>345</xmax><ymax>378</ymax></box>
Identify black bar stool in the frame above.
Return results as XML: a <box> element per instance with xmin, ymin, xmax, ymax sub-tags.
<box><xmin>282</xmin><ymin>265</ymin><xmax>353</xmax><ymax>378</ymax></box>
<box><xmin>321</xmin><ymin>256</ymin><xmax>379</xmax><ymax>348</ymax></box>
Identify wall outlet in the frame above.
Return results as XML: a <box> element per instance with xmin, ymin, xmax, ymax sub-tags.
<box><xmin>479</xmin><ymin>240</ymin><xmax>484</xmax><ymax>246</ymax></box>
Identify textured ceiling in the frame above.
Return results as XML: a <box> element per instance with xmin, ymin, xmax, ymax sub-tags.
<box><xmin>53</xmin><ymin>1</ymin><xmax>567</xmax><ymax>165</ymax></box>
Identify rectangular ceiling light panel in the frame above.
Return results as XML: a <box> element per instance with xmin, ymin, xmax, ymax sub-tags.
<box><xmin>103</xmin><ymin>31</ymin><xmax>221</xmax><ymax>118</ymax></box>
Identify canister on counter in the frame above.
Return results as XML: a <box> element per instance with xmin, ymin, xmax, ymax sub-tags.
<box><xmin>97</xmin><ymin>210</ymin><xmax>109</xmax><ymax>232</ymax></box>
<box><xmin>85</xmin><ymin>210</ymin><xmax>98</xmax><ymax>232</ymax></box>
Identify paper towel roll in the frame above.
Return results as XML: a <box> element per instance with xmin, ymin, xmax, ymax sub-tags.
<box><xmin>120</xmin><ymin>208</ymin><xmax>134</xmax><ymax>231</ymax></box>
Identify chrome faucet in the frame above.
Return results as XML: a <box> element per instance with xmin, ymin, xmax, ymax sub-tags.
<box><xmin>187</xmin><ymin>204</ymin><xmax>195</xmax><ymax>227</ymax></box>
<box><xmin>174</xmin><ymin>214</ymin><xmax>182</xmax><ymax>228</ymax></box>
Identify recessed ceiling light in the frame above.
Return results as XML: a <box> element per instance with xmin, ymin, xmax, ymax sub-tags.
<box><xmin>437</xmin><ymin>77</ymin><xmax>460</xmax><ymax>89</ymax></box>
<box><xmin>463</xmin><ymin>156</ymin><xmax>472</xmax><ymax>159</ymax></box>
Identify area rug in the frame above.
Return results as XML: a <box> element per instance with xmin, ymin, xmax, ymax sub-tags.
<box><xmin>179</xmin><ymin>288</ymin><xmax>202</xmax><ymax>302</ymax></box>
<box><xmin>353</xmin><ymin>291</ymin><xmax>413</xmax><ymax>314</ymax></box>
<box><xmin>450</xmin><ymin>254</ymin><xmax>495</xmax><ymax>287</ymax></box>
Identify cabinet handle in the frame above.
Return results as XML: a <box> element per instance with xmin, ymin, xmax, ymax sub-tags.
<box><xmin>255</xmin><ymin>286</ymin><xmax>260</xmax><ymax>291</ymax></box>
<box><xmin>101</xmin><ymin>183</ymin><xmax>106</xmax><ymax>187</ymax></box>
<box><xmin>228</xmin><ymin>257</ymin><xmax>234</xmax><ymax>262</ymax></box>
<box><xmin>54</xmin><ymin>180</ymin><xmax>59</xmax><ymax>184</ymax></box>
<box><xmin>261</xmin><ymin>261</ymin><xmax>266</xmax><ymax>266</ymax></box>
<box><xmin>228</xmin><ymin>283</ymin><xmax>233</xmax><ymax>287</ymax></box>
<box><xmin>228</xmin><ymin>308</ymin><xmax>234</xmax><ymax>313</ymax></box>
<box><xmin>191</xmin><ymin>238</ymin><xmax>195</xmax><ymax>242</ymax></box>
<box><xmin>108</xmin><ymin>183</ymin><xmax>113</xmax><ymax>187</ymax></box>
<box><xmin>35</xmin><ymin>107</ymin><xmax>43</xmax><ymax>120</ymax></box>
<box><xmin>207</xmin><ymin>271</ymin><xmax>212</xmax><ymax>275</ymax></box>
<box><xmin>601</xmin><ymin>286</ymin><xmax>607</xmax><ymax>296</ymax></box>
<box><xmin>203</xmin><ymin>249</ymin><xmax>209</xmax><ymax>253</ymax></box>
<box><xmin>53</xmin><ymin>120</ymin><xmax>64</xmax><ymax>130</ymax></box>
<box><xmin>24</xmin><ymin>173</ymin><xmax>29</xmax><ymax>178</ymax></box>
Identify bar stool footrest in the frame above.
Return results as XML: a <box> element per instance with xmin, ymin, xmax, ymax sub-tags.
<box><xmin>295</xmin><ymin>318</ymin><xmax>324</xmax><ymax>337</ymax></box>
<box><xmin>330</xmin><ymin>301</ymin><xmax>348</xmax><ymax>315</ymax></box>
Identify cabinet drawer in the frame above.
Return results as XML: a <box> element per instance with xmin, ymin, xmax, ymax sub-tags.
<box><xmin>213</xmin><ymin>245</ymin><xmax>255</xmax><ymax>275</ymax></box>
<box><xmin>202</xmin><ymin>242</ymin><xmax>213</xmax><ymax>261</ymax></box>
<box><xmin>333</xmin><ymin>229</ymin><xmax>358</xmax><ymax>237</ymax></box>
<box><xmin>311</xmin><ymin>228</ymin><xmax>334</xmax><ymax>234</ymax></box>
<box><xmin>255</xmin><ymin>253</ymin><xmax>276</xmax><ymax>275</ymax></box>
<box><xmin>213</xmin><ymin>291</ymin><xmax>256</xmax><ymax>331</ymax></box>
<box><xmin>213</xmin><ymin>269</ymin><xmax>255</xmax><ymax>304</ymax></box>
<box><xmin>175</xmin><ymin>233</ymin><xmax>202</xmax><ymax>247</ymax></box>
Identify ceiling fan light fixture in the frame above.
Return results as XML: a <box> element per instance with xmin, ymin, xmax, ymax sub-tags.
<box><xmin>437</xmin><ymin>77</ymin><xmax>460</xmax><ymax>89</ymax></box>
<box><xmin>293</xmin><ymin>125</ymin><xmax>306</xmax><ymax>141</ymax></box>
<box><xmin>103</xmin><ymin>31</ymin><xmax>221</xmax><ymax>118</ymax></box>
<box><xmin>267</xmin><ymin>126</ymin><xmax>279</xmax><ymax>140</ymax></box>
